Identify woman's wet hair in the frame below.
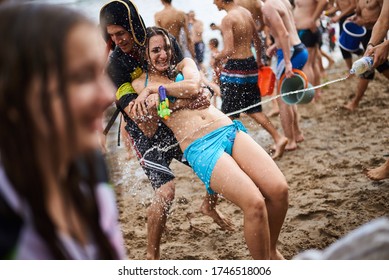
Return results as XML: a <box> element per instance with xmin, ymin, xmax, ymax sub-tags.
<box><xmin>143</xmin><ymin>26</ymin><xmax>179</xmax><ymax>79</ymax></box>
<box><xmin>0</xmin><ymin>2</ymin><xmax>118</xmax><ymax>259</ymax></box>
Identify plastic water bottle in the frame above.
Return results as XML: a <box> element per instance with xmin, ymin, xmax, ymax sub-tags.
<box><xmin>350</xmin><ymin>56</ymin><xmax>373</xmax><ymax>75</ymax></box>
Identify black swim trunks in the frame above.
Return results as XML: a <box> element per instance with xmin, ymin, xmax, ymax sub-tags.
<box><xmin>219</xmin><ymin>56</ymin><xmax>262</xmax><ymax>118</ymax></box>
<box><xmin>298</xmin><ymin>29</ymin><xmax>321</xmax><ymax>48</ymax></box>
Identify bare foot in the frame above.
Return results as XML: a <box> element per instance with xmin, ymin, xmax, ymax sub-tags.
<box><xmin>200</xmin><ymin>201</ymin><xmax>235</xmax><ymax>231</ymax></box>
<box><xmin>285</xmin><ymin>142</ymin><xmax>298</xmax><ymax>151</ymax></box>
<box><xmin>271</xmin><ymin>137</ymin><xmax>288</xmax><ymax>160</ymax></box>
<box><xmin>267</xmin><ymin>108</ymin><xmax>280</xmax><ymax>117</ymax></box>
<box><xmin>296</xmin><ymin>133</ymin><xmax>304</xmax><ymax>143</ymax></box>
<box><xmin>271</xmin><ymin>249</ymin><xmax>286</xmax><ymax>260</ymax></box>
<box><xmin>327</xmin><ymin>59</ymin><xmax>335</xmax><ymax>70</ymax></box>
<box><xmin>312</xmin><ymin>90</ymin><xmax>322</xmax><ymax>103</ymax></box>
<box><xmin>342</xmin><ymin>102</ymin><xmax>357</xmax><ymax>112</ymax></box>
<box><xmin>364</xmin><ymin>161</ymin><xmax>389</xmax><ymax>181</ymax></box>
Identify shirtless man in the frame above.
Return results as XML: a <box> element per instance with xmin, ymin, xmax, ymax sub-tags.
<box><xmin>155</xmin><ymin>0</ymin><xmax>195</xmax><ymax>58</ymax></box>
<box><xmin>213</xmin><ymin>0</ymin><xmax>288</xmax><ymax>160</ymax></box>
<box><xmin>235</xmin><ymin>0</ymin><xmax>264</xmax><ymax>26</ymax></box>
<box><xmin>364</xmin><ymin>0</ymin><xmax>389</xmax><ymax>181</ymax></box>
<box><xmin>343</xmin><ymin>0</ymin><xmax>389</xmax><ymax>111</ymax></box>
<box><xmin>261</xmin><ymin>0</ymin><xmax>309</xmax><ymax>151</ymax></box>
<box><xmin>187</xmin><ymin>10</ymin><xmax>205</xmax><ymax>71</ymax></box>
<box><xmin>293</xmin><ymin>0</ymin><xmax>328</xmax><ymax>99</ymax></box>
<box><xmin>326</xmin><ymin>0</ymin><xmax>357</xmax><ymax>70</ymax></box>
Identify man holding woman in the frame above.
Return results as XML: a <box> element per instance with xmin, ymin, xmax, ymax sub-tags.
<box><xmin>130</xmin><ymin>26</ymin><xmax>289</xmax><ymax>260</ymax></box>
<box><xmin>99</xmin><ymin>0</ymin><xmax>233</xmax><ymax>260</ymax></box>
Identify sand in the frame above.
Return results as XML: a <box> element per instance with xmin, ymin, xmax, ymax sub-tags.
<box><xmin>105</xmin><ymin>61</ymin><xmax>389</xmax><ymax>260</ymax></box>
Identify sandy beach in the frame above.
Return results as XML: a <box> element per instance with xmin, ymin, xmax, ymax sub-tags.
<box><xmin>105</xmin><ymin>61</ymin><xmax>389</xmax><ymax>260</ymax></box>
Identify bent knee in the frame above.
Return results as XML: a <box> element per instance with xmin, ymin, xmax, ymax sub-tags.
<box><xmin>156</xmin><ymin>180</ymin><xmax>176</xmax><ymax>203</ymax></box>
<box><xmin>269</xmin><ymin>180</ymin><xmax>289</xmax><ymax>203</ymax></box>
<box><xmin>243</xmin><ymin>195</ymin><xmax>267</xmax><ymax>218</ymax></box>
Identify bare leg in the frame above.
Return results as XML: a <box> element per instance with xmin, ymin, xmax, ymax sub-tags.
<box><xmin>232</xmin><ymin>133</ymin><xmax>288</xmax><ymax>259</ymax></box>
<box><xmin>247</xmin><ymin>112</ymin><xmax>288</xmax><ymax>159</ymax></box>
<box><xmin>200</xmin><ymin>193</ymin><xmax>235</xmax><ymax>231</ymax></box>
<box><xmin>210</xmin><ymin>132</ymin><xmax>289</xmax><ymax>259</ymax></box>
<box><xmin>267</xmin><ymin>93</ymin><xmax>280</xmax><ymax>117</ymax></box>
<box><xmin>364</xmin><ymin>159</ymin><xmax>389</xmax><ymax>181</ymax></box>
<box><xmin>147</xmin><ymin>181</ymin><xmax>175</xmax><ymax>260</ymax></box>
<box><xmin>277</xmin><ymin>93</ymin><xmax>298</xmax><ymax>151</ymax></box>
<box><xmin>344</xmin><ymin>57</ymin><xmax>353</xmax><ymax>71</ymax></box>
<box><xmin>210</xmin><ymin>154</ymin><xmax>271</xmax><ymax>259</ymax></box>
<box><xmin>343</xmin><ymin>78</ymin><xmax>369</xmax><ymax>111</ymax></box>
<box><xmin>292</xmin><ymin>104</ymin><xmax>304</xmax><ymax>143</ymax></box>
<box><xmin>120</xmin><ymin>115</ymin><xmax>135</xmax><ymax>159</ymax></box>
<box><xmin>321</xmin><ymin>48</ymin><xmax>334</xmax><ymax>69</ymax></box>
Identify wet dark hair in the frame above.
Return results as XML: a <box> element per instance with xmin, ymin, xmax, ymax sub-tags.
<box><xmin>0</xmin><ymin>2</ymin><xmax>119</xmax><ymax>259</ymax></box>
<box><xmin>143</xmin><ymin>26</ymin><xmax>179</xmax><ymax>79</ymax></box>
<box><xmin>209</xmin><ymin>38</ymin><xmax>219</xmax><ymax>48</ymax></box>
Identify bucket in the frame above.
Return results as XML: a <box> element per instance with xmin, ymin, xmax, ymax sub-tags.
<box><xmin>280</xmin><ymin>69</ymin><xmax>314</xmax><ymax>105</ymax></box>
<box><xmin>339</xmin><ymin>21</ymin><xmax>366</xmax><ymax>52</ymax></box>
<box><xmin>258</xmin><ymin>66</ymin><xmax>275</xmax><ymax>97</ymax></box>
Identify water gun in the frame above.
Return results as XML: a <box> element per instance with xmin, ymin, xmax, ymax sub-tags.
<box><xmin>157</xmin><ymin>85</ymin><xmax>171</xmax><ymax>119</ymax></box>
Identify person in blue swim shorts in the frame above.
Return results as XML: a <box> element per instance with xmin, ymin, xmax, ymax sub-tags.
<box><xmin>262</xmin><ymin>0</ymin><xmax>309</xmax><ymax>151</ymax></box>
<box><xmin>131</xmin><ymin>26</ymin><xmax>289</xmax><ymax>260</ymax></box>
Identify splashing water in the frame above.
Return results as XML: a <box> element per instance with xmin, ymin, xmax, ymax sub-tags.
<box><xmin>136</xmin><ymin>75</ymin><xmax>349</xmax><ymax>170</ymax></box>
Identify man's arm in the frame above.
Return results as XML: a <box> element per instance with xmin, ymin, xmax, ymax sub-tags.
<box><xmin>262</xmin><ymin>5</ymin><xmax>293</xmax><ymax>78</ymax></box>
<box><xmin>367</xmin><ymin>0</ymin><xmax>389</xmax><ymax>46</ymax></box>
<box><xmin>214</xmin><ymin>17</ymin><xmax>234</xmax><ymax>61</ymax></box>
<box><xmin>309</xmin><ymin>0</ymin><xmax>329</xmax><ymax>30</ymax></box>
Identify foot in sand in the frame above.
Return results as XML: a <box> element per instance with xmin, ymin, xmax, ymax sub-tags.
<box><xmin>200</xmin><ymin>199</ymin><xmax>235</xmax><ymax>231</ymax></box>
<box><xmin>342</xmin><ymin>102</ymin><xmax>357</xmax><ymax>112</ymax></box>
<box><xmin>271</xmin><ymin>137</ymin><xmax>288</xmax><ymax>160</ymax></box>
<box><xmin>267</xmin><ymin>108</ymin><xmax>280</xmax><ymax>117</ymax></box>
<box><xmin>296</xmin><ymin>133</ymin><xmax>304</xmax><ymax>143</ymax></box>
<box><xmin>271</xmin><ymin>249</ymin><xmax>286</xmax><ymax>260</ymax></box>
<box><xmin>364</xmin><ymin>160</ymin><xmax>389</xmax><ymax>181</ymax></box>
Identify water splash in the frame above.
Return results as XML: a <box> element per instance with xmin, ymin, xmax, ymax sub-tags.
<box><xmin>135</xmin><ymin>75</ymin><xmax>349</xmax><ymax>172</ymax></box>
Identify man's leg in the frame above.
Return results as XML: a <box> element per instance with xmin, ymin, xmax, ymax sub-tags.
<box><xmin>247</xmin><ymin>112</ymin><xmax>288</xmax><ymax>159</ymax></box>
<box><xmin>343</xmin><ymin>78</ymin><xmax>370</xmax><ymax>111</ymax></box>
<box><xmin>147</xmin><ymin>180</ymin><xmax>175</xmax><ymax>260</ymax></box>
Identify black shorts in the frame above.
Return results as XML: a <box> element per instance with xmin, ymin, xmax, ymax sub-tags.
<box><xmin>194</xmin><ymin>41</ymin><xmax>205</xmax><ymax>63</ymax></box>
<box><xmin>124</xmin><ymin>117</ymin><xmax>184</xmax><ymax>189</ymax></box>
<box><xmin>220</xmin><ymin>57</ymin><xmax>262</xmax><ymax>118</ymax></box>
<box><xmin>298</xmin><ymin>29</ymin><xmax>321</xmax><ymax>48</ymax></box>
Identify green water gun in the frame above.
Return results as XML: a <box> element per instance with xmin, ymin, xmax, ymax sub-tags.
<box><xmin>157</xmin><ymin>85</ymin><xmax>171</xmax><ymax>119</ymax></box>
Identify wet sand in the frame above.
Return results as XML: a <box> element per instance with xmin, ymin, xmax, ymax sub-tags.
<box><xmin>105</xmin><ymin>61</ymin><xmax>389</xmax><ymax>259</ymax></box>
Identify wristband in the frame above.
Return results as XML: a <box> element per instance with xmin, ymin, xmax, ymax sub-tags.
<box><xmin>367</xmin><ymin>42</ymin><xmax>375</xmax><ymax>48</ymax></box>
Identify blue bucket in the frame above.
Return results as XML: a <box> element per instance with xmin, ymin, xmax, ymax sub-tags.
<box><xmin>339</xmin><ymin>21</ymin><xmax>366</xmax><ymax>52</ymax></box>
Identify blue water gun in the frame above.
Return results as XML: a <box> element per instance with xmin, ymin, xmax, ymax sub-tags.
<box><xmin>157</xmin><ymin>85</ymin><xmax>171</xmax><ymax>119</ymax></box>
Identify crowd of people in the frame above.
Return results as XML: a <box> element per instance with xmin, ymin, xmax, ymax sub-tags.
<box><xmin>0</xmin><ymin>0</ymin><xmax>387</xmax><ymax>260</ymax></box>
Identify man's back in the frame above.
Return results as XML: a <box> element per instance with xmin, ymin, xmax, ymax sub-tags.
<box><xmin>155</xmin><ymin>5</ymin><xmax>186</xmax><ymax>40</ymax></box>
<box><xmin>235</xmin><ymin>0</ymin><xmax>263</xmax><ymax>25</ymax></box>
<box><xmin>221</xmin><ymin>5</ymin><xmax>258</xmax><ymax>59</ymax></box>
<box><xmin>262</xmin><ymin>0</ymin><xmax>301</xmax><ymax>46</ymax></box>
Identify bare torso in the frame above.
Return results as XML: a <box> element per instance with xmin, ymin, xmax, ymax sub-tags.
<box><xmin>235</xmin><ymin>0</ymin><xmax>264</xmax><ymax>26</ymax></box>
<box><xmin>221</xmin><ymin>5</ymin><xmax>258</xmax><ymax>59</ymax></box>
<box><xmin>134</xmin><ymin>72</ymin><xmax>232</xmax><ymax>151</ymax></box>
<box><xmin>356</xmin><ymin>0</ymin><xmax>383</xmax><ymax>28</ymax></box>
<box><xmin>190</xmin><ymin>19</ymin><xmax>203</xmax><ymax>44</ymax></box>
<box><xmin>155</xmin><ymin>6</ymin><xmax>187</xmax><ymax>40</ymax></box>
<box><xmin>293</xmin><ymin>0</ymin><xmax>318</xmax><ymax>29</ymax></box>
<box><xmin>262</xmin><ymin>0</ymin><xmax>301</xmax><ymax>47</ymax></box>
<box><xmin>336</xmin><ymin>0</ymin><xmax>357</xmax><ymax>12</ymax></box>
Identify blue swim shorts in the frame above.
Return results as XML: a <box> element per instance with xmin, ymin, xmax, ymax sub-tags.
<box><xmin>183</xmin><ymin>120</ymin><xmax>247</xmax><ymax>194</ymax></box>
